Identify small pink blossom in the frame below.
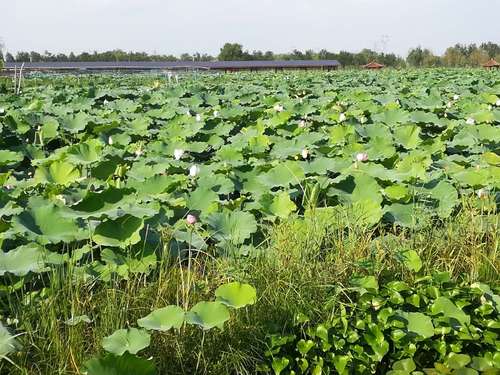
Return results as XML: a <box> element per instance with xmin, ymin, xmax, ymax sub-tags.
<box><xmin>356</xmin><ymin>153</ymin><xmax>368</xmax><ymax>162</ymax></box>
<box><xmin>186</xmin><ymin>214</ymin><xmax>197</xmax><ymax>225</ymax></box>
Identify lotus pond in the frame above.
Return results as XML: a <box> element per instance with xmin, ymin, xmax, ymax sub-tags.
<box><xmin>0</xmin><ymin>69</ymin><xmax>499</xmax><ymax>374</ymax></box>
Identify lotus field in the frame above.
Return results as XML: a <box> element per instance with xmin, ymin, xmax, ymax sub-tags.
<box><xmin>0</xmin><ymin>69</ymin><xmax>499</xmax><ymax>374</ymax></box>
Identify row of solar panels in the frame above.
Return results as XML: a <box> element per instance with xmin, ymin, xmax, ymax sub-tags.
<box><xmin>4</xmin><ymin>60</ymin><xmax>341</xmax><ymax>71</ymax></box>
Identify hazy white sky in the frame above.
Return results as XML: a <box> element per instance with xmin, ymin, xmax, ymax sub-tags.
<box><xmin>2</xmin><ymin>0</ymin><xmax>499</xmax><ymax>56</ymax></box>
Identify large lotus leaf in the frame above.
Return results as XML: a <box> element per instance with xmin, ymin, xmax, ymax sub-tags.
<box><xmin>430</xmin><ymin>297</ymin><xmax>470</xmax><ymax>325</ymax></box>
<box><xmin>0</xmin><ymin>323</ymin><xmax>18</xmax><ymax>358</ymax></box>
<box><xmin>410</xmin><ymin>111</ymin><xmax>440</xmax><ymax>124</ymax></box>
<box><xmin>383</xmin><ymin>203</ymin><xmax>430</xmax><ymax>229</ymax></box>
<box><xmin>185</xmin><ymin>301</ymin><xmax>230</xmax><ymax>330</ymax></box>
<box><xmin>61</xmin><ymin>112</ymin><xmax>89</xmax><ymax>133</ymax></box>
<box><xmin>482</xmin><ymin>152</ymin><xmax>500</xmax><ymax>166</ymax></box>
<box><xmin>452</xmin><ymin>169</ymin><xmax>489</xmax><ymax>188</ymax></box>
<box><xmin>84</xmin><ymin>353</ymin><xmax>157</xmax><ymax>375</ymax></box>
<box><xmin>40</xmin><ymin>116</ymin><xmax>59</xmax><ymax>141</ymax></box>
<box><xmin>350</xmin><ymin>199</ymin><xmax>383</xmax><ymax>226</ymax></box>
<box><xmin>93</xmin><ymin>215</ymin><xmax>144</xmax><ymax>248</ymax></box>
<box><xmin>186</xmin><ymin>187</ymin><xmax>219</xmax><ymax>215</ymax></box>
<box><xmin>472</xmin><ymin>111</ymin><xmax>494</xmax><ymax>124</ymax></box>
<box><xmin>365</xmin><ymin>136</ymin><xmax>396</xmax><ymax>161</ymax></box>
<box><xmin>34</xmin><ymin>160</ymin><xmax>81</xmax><ymax>186</ymax></box>
<box><xmin>128</xmin><ymin>174</ymin><xmax>181</xmax><ymax>198</ymax></box>
<box><xmin>351</xmin><ymin>174</ymin><xmax>383</xmax><ymax>204</ymax></box>
<box><xmin>12</xmin><ymin>198</ymin><xmax>83</xmax><ymax>244</ymax></box>
<box><xmin>0</xmin><ymin>243</ymin><xmax>46</xmax><ymax>276</ymax></box>
<box><xmin>398</xmin><ymin>312</ymin><xmax>434</xmax><ymax>339</ymax></box>
<box><xmin>137</xmin><ymin>306</ymin><xmax>185</xmax><ymax>331</ymax></box>
<box><xmin>125</xmin><ymin>117</ymin><xmax>151</xmax><ymax>135</ymax></box>
<box><xmin>66</xmin><ymin>139</ymin><xmax>103</xmax><ymax>165</ymax></box>
<box><xmin>102</xmin><ymin>328</ymin><xmax>150</xmax><ymax>356</ymax></box>
<box><xmin>396</xmin><ymin>152</ymin><xmax>432</xmax><ymax>181</ymax></box>
<box><xmin>428</xmin><ymin>181</ymin><xmax>458</xmax><ymax>218</ymax></box>
<box><xmin>393</xmin><ymin>125</ymin><xmax>421</xmax><ymax>149</ymax></box>
<box><xmin>259</xmin><ymin>191</ymin><xmax>297</xmax><ymax>219</ymax></box>
<box><xmin>68</xmin><ymin>187</ymin><xmax>131</xmax><ymax>219</ymax></box>
<box><xmin>372</xmin><ymin>109</ymin><xmax>409</xmax><ymax>125</ymax></box>
<box><xmin>0</xmin><ymin>150</ymin><xmax>23</xmax><ymax>166</ymax></box>
<box><xmin>259</xmin><ymin>161</ymin><xmax>305</xmax><ymax>188</ymax></box>
<box><xmin>477</xmin><ymin>124</ymin><xmax>500</xmax><ymax>142</ymax></box>
<box><xmin>384</xmin><ymin>184</ymin><xmax>410</xmax><ymax>202</ymax></box>
<box><xmin>197</xmin><ymin>174</ymin><xmax>235</xmax><ymax>195</ymax></box>
<box><xmin>207</xmin><ymin>210</ymin><xmax>257</xmax><ymax>245</ymax></box>
<box><xmin>215</xmin><ymin>282</ymin><xmax>257</xmax><ymax>309</ymax></box>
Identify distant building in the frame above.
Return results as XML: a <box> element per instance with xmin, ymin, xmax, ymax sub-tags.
<box><xmin>3</xmin><ymin>60</ymin><xmax>341</xmax><ymax>73</ymax></box>
<box><xmin>482</xmin><ymin>58</ymin><xmax>500</xmax><ymax>69</ymax></box>
<box><xmin>363</xmin><ymin>61</ymin><xmax>385</xmax><ymax>70</ymax></box>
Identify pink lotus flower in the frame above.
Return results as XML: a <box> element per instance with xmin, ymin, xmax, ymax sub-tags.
<box><xmin>356</xmin><ymin>152</ymin><xmax>368</xmax><ymax>162</ymax></box>
<box><xmin>186</xmin><ymin>214</ymin><xmax>197</xmax><ymax>225</ymax></box>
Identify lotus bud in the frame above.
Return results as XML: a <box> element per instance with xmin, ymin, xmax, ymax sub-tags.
<box><xmin>356</xmin><ymin>152</ymin><xmax>368</xmax><ymax>162</ymax></box>
<box><xmin>446</xmin><ymin>102</ymin><xmax>452</xmax><ymax>108</ymax></box>
<box><xmin>301</xmin><ymin>149</ymin><xmax>309</xmax><ymax>159</ymax></box>
<box><xmin>186</xmin><ymin>110</ymin><xmax>191</xmax><ymax>116</ymax></box>
<box><xmin>488</xmin><ymin>105</ymin><xmax>492</xmax><ymax>111</ymax></box>
<box><xmin>496</xmin><ymin>99</ymin><xmax>500</xmax><ymax>106</ymax></box>
<box><xmin>453</xmin><ymin>94</ymin><xmax>460</xmax><ymax>101</ymax></box>
<box><xmin>0</xmin><ymin>108</ymin><xmax>4</xmax><ymax>114</ymax></box>
<box><xmin>174</xmin><ymin>149</ymin><xmax>184</xmax><ymax>160</ymax></box>
<box><xmin>108</xmin><ymin>136</ymin><xmax>113</xmax><ymax>145</ymax></box>
<box><xmin>466</xmin><ymin>118</ymin><xmax>475</xmax><ymax>125</ymax></box>
<box><xmin>186</xmin><ymin>214</ymin><xmax>197</xmax><ymax>225</ymax></box>
<box><xmin>299</xmin><ymin>119</ymin><xmax>306</xmax><ymax>128</ymax></box>
<box><xmin>213</xmin><ymin>110</ymin><xmax>219</xmax><ymax>117</ymax></box>
<box><xmin>196</xmin><ymin>114</ymin><xmax>202</xmax><ymax>122</ymax></box>
<box><xmin>103</xmin><ymin>99</ymin><xmax>109</xmax><ymax>105</ymax></box>
<box><xmin>189</xmin><ymin>164</ymin><xmax>200</xmax><ymax>177</ymax></box>
<box><xmin>135</xmin><ymin>149</ymin><xmax>143</xmax><ymax>157</ymax></box>
<box><xmin>476</xmin><ymin>188</ymin><xmax>488</xmax><ymax>199</ymax></box>
<box><xmin>273</xmin><ymin>104</ymin><xmax>284</xmax><ymax>112</ymax></box>
<box><xmin>339</xmin><ymin>113</ymin><xmax>346</xmax><ymax>122</ymax></box>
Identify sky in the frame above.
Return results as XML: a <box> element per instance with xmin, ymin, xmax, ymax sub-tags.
<box><xmin>2</xmin><ymin>0</ymin><xmax>500</xmax><ymax>57</ymax></box>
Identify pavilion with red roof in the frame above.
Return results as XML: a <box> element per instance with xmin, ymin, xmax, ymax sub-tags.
<box><xmin>363</xmin><ymin>61</ymin><xmax>385</xmax><ymax>70</ymax></box>
<box><xmin>482</xmin><ymin>58</ymin><xmax>500</xmax><ymax>69</ymax></box>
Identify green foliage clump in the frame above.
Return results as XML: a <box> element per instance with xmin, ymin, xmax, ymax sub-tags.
<box><xmin>261</xmin><ymin>273</ymin><xmax>500</xmax><ymax>374</ymax></box>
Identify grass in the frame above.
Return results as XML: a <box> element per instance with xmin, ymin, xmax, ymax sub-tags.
<box><xmin>1</xmin><ymin>202</ymin><xmax>498</xmax><ymax>374</ymax></box>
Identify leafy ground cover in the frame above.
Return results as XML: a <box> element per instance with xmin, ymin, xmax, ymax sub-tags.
<box><xmin>0</xmin><ymin>69</ymin><xmax>498</xmax><ymax>374</ymax></box>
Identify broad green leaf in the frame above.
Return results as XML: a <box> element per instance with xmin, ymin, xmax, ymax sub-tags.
<box><xmin>137</xmin><ymin>306</ymin><xmax>185</xmax><ymax>331</ymax></box>
<box><xmin>431</xmin><ymin>297</ymin><xmax>470</xmax><ymax>325</ymax></box>
<box><xmin>84</xmin><ymin>353</ymin><xmax>157</xmax><ymax>375</ymax></box>
<box><xmin>399</xmin><ymin>312</ymin><xmax>434</xmax><ymax>338</ymax></box>
<box><xmin>34</xmin><ymin>160</ymin><xmax>81</xmax><ymax>186</ymax></box>
<box><xmin>102</xmin><ymin>328</ymin><xmax>150</xmax><ymax>355</ymax></box>
<box><xmin>215</xmin><ymin>282</ymin><xmax>257</xmax><ymax>308</ymax></box>
<box><xmin>207</xmin><ymin>210</ymin><xmax>257</xmax><ymax>245</ymax></box>
<box><xmin>185</xmin><ymin>301</ymin><xmax>230</xmax><ymax>330</ymax></box>
<box><xmin>93</xmin><ymin>215</ymin><xmax>144</xmax><ymax>248</ymax></box>
<box><xmin>0</xmin><ymin>244</ymin><xmax>45</xmax><ymax>276</ymax></box>
<box><xmin>0</xmin><ymin>323</ymin><xmax>18</xmax><ymax>357</ymax></box>
<box><xmin>0</xmin><ymin>150</ymin><xmax>23</xmax><ymax>166</ymax></box>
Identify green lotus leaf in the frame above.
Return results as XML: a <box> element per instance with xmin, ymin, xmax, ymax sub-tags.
<box><xmin>410</xmin><ymin>111</ymin><xmax>440</xmax><ymax>124</ymax></box>
<box><xmin>185</xmin><ymin>301</ymin><xmax>230</xmax><ymax>330</ymax></box>
<box><xmin>472</xmin><ymin>111</ymin><xmax>494</xmax><ymax>124</ymax></box>
<box><xmin>452</xmin><ymin>169</ymin><xmax>489</xmax><ymax>188</ymax></box>
<box><xmin>137</xmin><ymin>306</ymin><xmax>185</xmax><ymax>331</ymax></box>
<box><xmin>66</xmin><ymin>139</ymin><xmax>103</xmax><ymax>165</ymax></box>
<box><xmin>259</xmin><ymin>161</ymin><xmax>305</xmax><ymax>188</ymax></box>
<box><xmin>390</xmin><ymin>358</ymin><xmax>416</xmax><ymax>373</ymax></box>
<box><xmin>0</xmin><ymin>243</ymin><xmax>46</xmax><ymax>276</ymax></box>
<box><xmin>186</xmin><ymin>186</ymin><xmax>219</xmax><ymax>215</ymax></box>
<box><xmin>34</xmin><ymin>160</ymin><xmax>81</xmax><ymax>186</ymax></box>
<box><xmin>0</xmin><ymin>150</ymin><xmax>23</xmax><ymax>166</ymax></box>
<box><xmin>207</xmin><ymin>210</ymin><xmax>257</xmax><ymax>245</ymax></box>
<box><xmin>384</xmin><ymin>184</ymin><xmax>410</xmax><ymax>202</ymax></box>
<box><xmin>383</xmin><ymin>203</ymin><xmax>429</xmax><ymax>229</ymax></box>
<box><xmin>259</xmin><ymin>191</ymin><xmax>297</xmax><ymax>219</ymax></box>
<box><xmin>12</xmin><ymin>198</ymin><xmax>84</xmax><ymax>244</ymax></box>
<box><xmin>365</xmin><ymin>136</ymin><xmax>396</xmax><ymax>160</ymax></box>
<box><xmin>65</xmin><ymin>315</ymin><xmax>92</xmax><ymax>326</ymax></box>
<box><xmin>102</xmin><ymin>328</ymin><xmax>151</xmax><ymax>356</ymax></box>
<box><xmin>400</xmin><ymin>250</ymin><xmax>422</xmax><ymax>273</ymax></box>
<box><xmin>373</xmin><ymin>109</ymin><xmax>409</xmax><ymax>125</ymax></box>
<box><xmin>84</xmin><ymin>353</ymin><xmax>157</xmax><ymax>375</ymax></box>
<box><xmin>68</xmin><ymin>187</ymin><xmax>131</xmax><ymax>219</ymax></box>
<box><xmin>398</xmin><ymin>312</ymin><xmax>434</xmax><ymax>339</ymax></box>
<box><xmin>93</xmin><ymin>215</ymin><xmax>144</xmax><ymax>248</ymax></box>
<box><xmin>482</xmin><ymin>152</ymin><xmax>500</xmax><ymax>166</ymax></box>
<box><xmin>446</xmin><ymin>353</ymin><xmax>471</xmax><ymax>370</ymax></box>
<box><xmin>61</xmin><ymin>112</ymin><xmax>89</xmax><ymax>133</ymax></box>
<box><xmin>428</xmin><ymin>181</ymin><xmax>458</xmax><ymax>219</ymax></box>
<box><xmin>393</xmin><ymin>125</ymin><xmax>421</xmax><ymax>149</ymax></box>
<box><xmin>128</xmin><ymin>174</ymin><xmax>181</xmax><ymax>198</ymax></box>
<box><xmin>40</xmin><ymin>116</ymin><xmax>59</xmax><ymax>141</ymax></box>
<box><xmin>430</xmin><ymin>297</ymin><xmax>470</xmax><ymax>325</ymax></box>
<box><xmin>215</xmin><ymin>282</ymin><xmax>257</xmax><ymax>309</ymax></box>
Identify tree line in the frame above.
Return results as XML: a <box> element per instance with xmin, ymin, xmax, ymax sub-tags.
<box><xmin>1</xmin><ymin>42</ymin><xmax>499</xmax><ymax>68</ymax></box>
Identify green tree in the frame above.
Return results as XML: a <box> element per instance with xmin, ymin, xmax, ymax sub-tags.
<box><xmin>218</xmin><ymin>43</ymin><xmax>246</xmax><ymax>61</ymax></box>
<box><xmin>0</xmin><ymin>38</ymin><xmax>4</xmax><ymax>68</ymax></box>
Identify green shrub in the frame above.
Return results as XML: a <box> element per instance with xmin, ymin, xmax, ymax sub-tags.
<box><xmin>261</xmin><ymin>272</ymin><xmax>500</xmax><ymax>374</ymax></box>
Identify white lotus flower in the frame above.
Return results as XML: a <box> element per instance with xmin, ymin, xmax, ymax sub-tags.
<box><xmin>108</xmin><ymin>136</ymin><xmax>113</xmax><ymax>145</ymax></box>
<box><xmin>273</xmin><ymin>104</ymin><xmax>284</xmax><ymax>112</ymax></box>
<box><xmin>453</xmin><ymin>94</ymin><xmax>460</xmax><ymax>101</ymax></box>
<box><xmin>496</xmin><ymin>99</ymin><xmax>500</xmax><ymax>106</ymax></box>
<box><xmin>196</xmin><ymin>114</ymin><xmax>202</xmax><ymax>122</ymax></box>
<box><xmin>466</xmin><ymin>118</ymin><xmax>475</xmax><ymax>125</ymax></box>
<box><xmin>298</xmin><ymin>120</ymin><xmax>306</xmax><ymax>128</ymax></box>
<box><xmin>135</xmin><ymin>149</ymin><xmax>143</xmax><ymax>157</ymax></box>
<box><xmin>488</xmin><ymin>105</ymin><xmax>492</xmax><ymax>111</ymax></box>
<box><xmin>355</xmin><ymin>152</ymin><xmax>368</xmax><ymax>162</ymax></box>
<box><xmin>186</xmin><ymin>110</ymin><xmax>191</xmax><ymax>116</ymax></box>
<box><xmin>213</xmin><ymin>110</ymin><xmax>219</xmax><ymax>117</ymax></box>
<box><xmin>301</xmin><ymin>149</ymin><xmax>309</xmax><ymax>159</ymax></box>
<box><xmin>446</xmin><ymin>102</ymin><xmax>452</xmax><ymax>108</ymax></box>
<box><xmin>339</xmin><ymin>113</ymin><xmax>346</xmax><ymax>122</ymax></box>
<box><xmin>476</xmin><ymin>188</ymin><xmax>488</xmax><ymax>199</ymax></box>
<box><xmin>0</xmin><ymin>108</ymin><xmax>4</xmax><ymax>114</ymax></box>
<box><xmin>189</xmin><ymin>164</ymin><xmax>200</xmax><ymax>177</ymax></box>
<box><xmin>103</xmin><ymin>99</ymin><xmax>109</xmax><ymax>105</ymax></box>
<box><xmin>174</xmin><ymin>149</ymin><xmax>184</xmax><ymax>160</ymax></box>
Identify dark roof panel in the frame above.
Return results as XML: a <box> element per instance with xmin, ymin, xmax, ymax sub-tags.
<box><xmin>4</xmin><ymin>60</ymin><xmax>341</xmax><ymax>71</ymax></box>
